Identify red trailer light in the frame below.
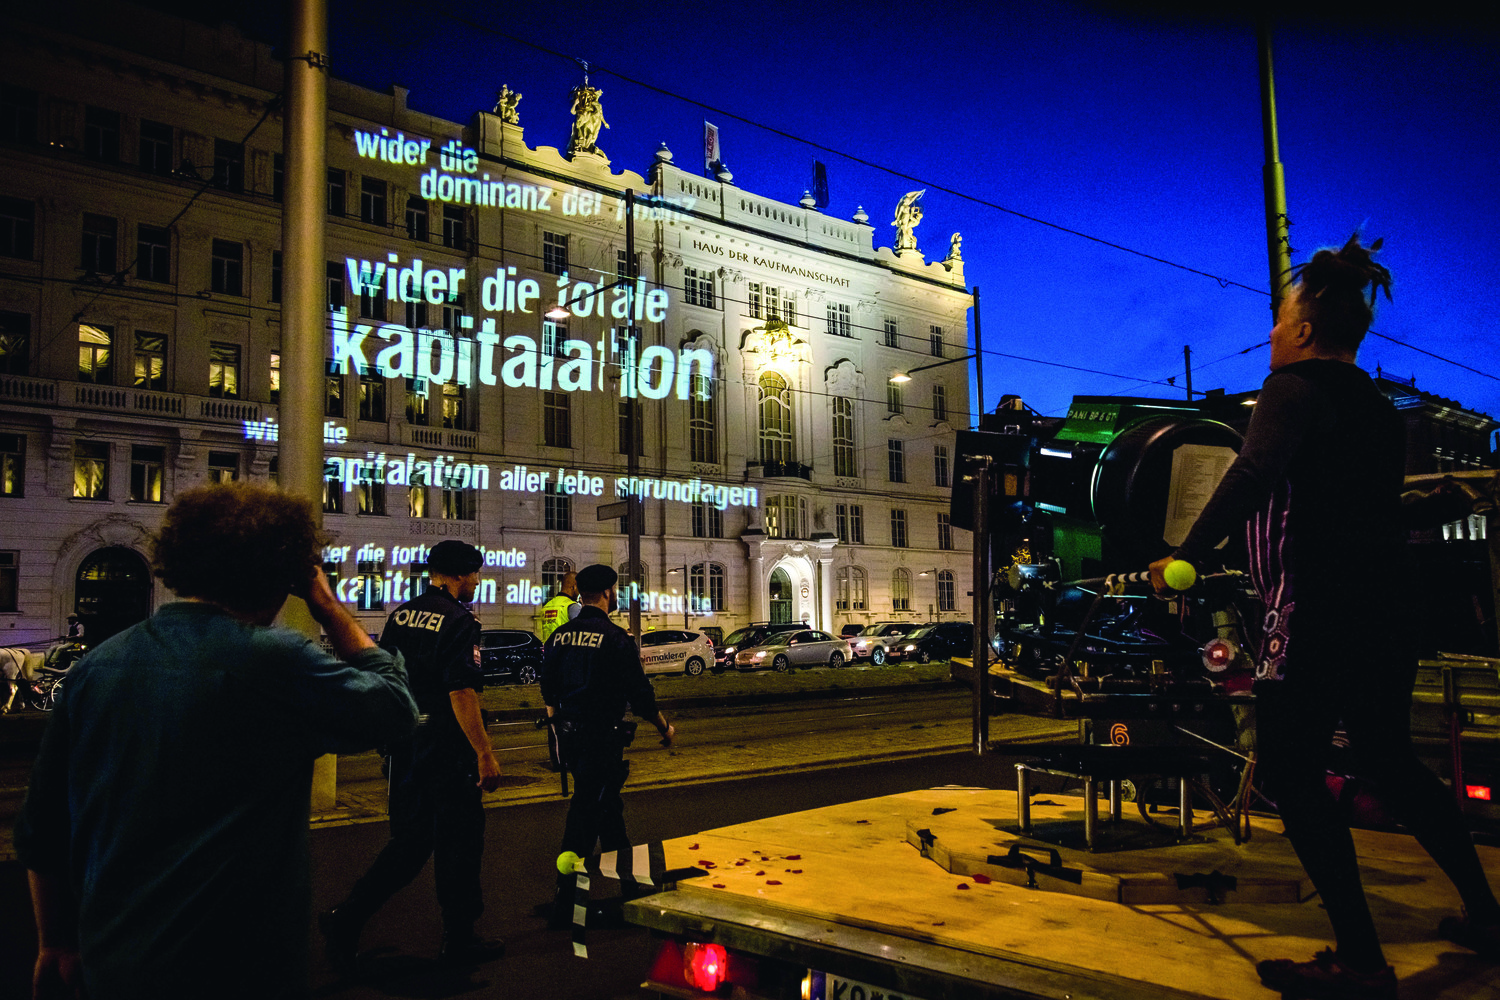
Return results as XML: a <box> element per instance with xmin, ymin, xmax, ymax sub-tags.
<box><xmin>684</xmin><ymin>942</ymin><xmax>729</xmax><ymax>991</ymax></box>
<box><xmin>1466</xmin><ymin>785</ymin><xmax>1492</xmax><ymax>801</ymax></box>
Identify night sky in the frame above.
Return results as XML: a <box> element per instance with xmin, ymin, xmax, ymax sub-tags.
<box><xmin>133</xmin><ymin>1</ymin><xmax>1500</xmax><ymax>427</ymax></box>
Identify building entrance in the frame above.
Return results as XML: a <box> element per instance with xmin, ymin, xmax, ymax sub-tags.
<box><xmin>75</xmin><ymin>546</ymin><xmax>151</xmax><ymax>645</ymax></box>
<box><xmin>768</xmin><ymin>568</ymin><xmax>793</xmax><ymax>625</ymax></box>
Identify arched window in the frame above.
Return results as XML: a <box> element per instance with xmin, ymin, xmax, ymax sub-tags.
<box><xmin>758</xmin><ymin>371</ymin><xmax>794</xmax><ymax>464</ymax></box>
<box><xmin>892</xmin><ymin>568</ymin><xmax>911</xmax><ymax>612</ymax></box>
<box><xmin>937</xmin><ymin>570</ymin><xmax>956</xmax><ymax>612</ymax></box>
<box><xmin>836</xmin><ymin>566</ymin><xmax>866</xmax><ymax>612</ymax></box>
<box><xmin>832</xmin><ymin>397</ymin><xmax>856</xmax><ymax>478</ymax></box>
<box><xmin>689</xmin><ymin>562</ymin><xmax>725</xmax><ymax>612</ymax></box>
<box><xmin>768</xmin><ymin>567</ymin><xmax>793</xmax><ymax>625</ymax></box>
<box><xmin>617</xmin><ymin>561</ymin><xmax>646</xmax><ymax>600</ymax></box>
<box><xmin>541</xmin><ymin>558</ymin><xmax>573</xmax><ymax>598</ymax></box>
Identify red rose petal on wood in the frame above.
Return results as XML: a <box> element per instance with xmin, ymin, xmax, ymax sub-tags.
<box><xmin>972</xmin><ymin>873</ymin><xmax>992</xmax><ymax>884</ymax></box>
<box><xmin>956</xmin><ymin>883</ymin><xmax>970</xmax><ymax>890</ymax></box>
<box><xmin>766</xmin><ymin>880</ymin><xmax>782</xmax><ymax>885</ymax></box>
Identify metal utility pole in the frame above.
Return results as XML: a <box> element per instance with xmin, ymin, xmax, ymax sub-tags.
<box><xmin>1184</xmin><ymin>345</ymin><xmax>1194</xmax><ymax>401</ymax></box>
<box><xmin>972</xmin><ymin>287</ymin><xmax>983</xmax><ymax>421</ymax></box>
<box><xmin>281</xmin><ymin>0</ymin><xmax>331</xmax><ymax>809</ymax></box>
<box><xmin>970</xmin><ymin>459</ymin><xmax>991</xmax><ymax>754</ymax></box>
<box><xmin>624</xmin><ymin>190</ymin><xmax>642</xmax><ymax>643</ymax></box>
<box><xmin>1258</xmin><ymin>19</ymin><xmax>1293</xmax><ymax>316</ymax></box>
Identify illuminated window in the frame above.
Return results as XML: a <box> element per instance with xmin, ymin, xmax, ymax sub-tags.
<box><xmin>691</xmin><ymin>502</ymin><xmax>722</xmax><ymax>539</ymax></box>
<box><xmin>326</xmin><ymin>168</ymin><xmax>345</xmax><ymax>215</ymax></box>
<box><xmin>684</xmin><ymin>267</ymin><xmax>715</xmax><ymax>308</ymax></box>
<box><xmin>84</xmin><ymin>106</ymin><xmax>120</xmax><ymax>162</ymax></box>
<box><xmin>78</xmin><ymin>324</ymin><xmax>113</xmax><ymax>384</ymax></box>
<box><xmin>541</xmin><ymin>558</ymin><xmax>574</xmax><ymax>596</ymax></box>
<box><xmin>271</xmin><ymin>251</ymin><xmax>282</xmax><ymax>303</ymax></box>
<box><xmin>618</xmin><ymin>399</ymin><xmax>643</xmax><ymax>456</ymax></box>
<box><xmin>405</xmin><ymin>378</ymin><xmax>430</xmax><ymax>425</ymax></box>
<box><xmin>888</xmin><ymin>440</ymin><xmax>905</xmax><ymax>483</ymax></box>
<box><xmin>544</xmin><ymin>391</ymin><xmax>571</xmax><ymax>448</ymax></box>
<box><xmin>887</xmin><ymin>381</ymin><xmax>903</xmax><ymax>414</ymax></box>
<box><xmin>441</xmin><ymin>487</ymin><xmax>475</xmax><ymax>521</ymax></box>
<box><xmin>81</xmin><ymin>214</ymin><xmax>117</xmax><ymax>273</ymax></box>
<box><xmin>208</xmin><ymin>343</ymin><xmax>240</xmax><ymax>398</ymax></box>
<box><xmin>322</xmin><ymin>463</ymin><xmax>343</xmax><ymax>513</ymax></box>
<box><xmin>826</xmin><ymin>302</ymin><xmax>851</xmax><ymax>337</ymax></box>
<box><xmin>934</xmin><ymin>445</ymin><xmax>950</xmax><ymax>488</ymax></box>
<box><xmin>892</xmin><ymin>568</ymin><xmax>911</xmax><ymax>611</ymax></box>
<box><xmin>269</xmin><ymin>353</ymin><xmax>280</xmax><ymax>404</ymax></box>
<box><xmin>835</xmin><ymin>503</ymin><xmax>864</xmax><ymax>544</ymax></box>
<box><xmin>139</xmin><ymin>119</ymin><xmax>173</xmax><ymax>175</ymax></box>
<box><xmin>832</xmin><ymin>397</ymin><xmax>856</xmax><ymax>477</ymax></box>
<box><xmin>133</xmin><ymin>332</ymin><xmax>166</xmax><ymax>390</ymax></box>
<box><xmin>355</xmin><ymin>560</ymin><xmax>384</xmax><ymax>611</ymax></box>
<box><xmin>932</xmin><ymin>384</ymin><xmax>947</xmax><ymax>422</ymax></box>
<box><xmin>326</xmin><ymin>260</ymin><xmax>344</xmax><ymax>311</ymax></box>
<box><xmin>359</xmin><ymin>373</ymin><xmax>385</xmax><ymax>421</ymax></box>
<box><xmin>541</xmin><ymin>318</ymin><xmax>567</xmax><ymax>357</ymax></box>
<box><xmin>690</xmin><ymin>373</ymin><xmax>717</xmax><ymax>463</ymax></box>
<box><xmin>757</xmin><ymin>372</ymin><xmax>794</xmax><ymax>464</ymax></box>
<box><xmin>74</xmin><ymin>441</ymin><xmax>109</xmax><ymax>499</ymax></box>
<box><xmin>836</xmin><ymin>566</ymin><xmax>866</xmax><ymax>611</ymax></box>
<box><xmin>324</xmin><ymin>365</ymin><xmax>344</xmax><ymax>417</ymax></box>
<box><xmin>129</xmin><ymin>445</ymin><xmax>165</xmax><ymax>503</ymax></box>
<box><xmin>0</xmin><ymin>311</ymin><xmax>30</xmax><ymax>375</ymax></box>
<box><xmin>136</xmin><ymin>224</ymin><xmax>170</xmax><ymax>283</ymax></box>
<box><xmin>930</xmin><ymin>325</ymin><xmax>945</xmax><ymax>358</ymax></box>
<box><xmin>938</xmin><ymin>512</ymin><xmax>953</xmax><ymax>550</ymax></box>
<box><xmin>689</xmin><ymin>563</ymin><xmax>725</xmax><ymax>612</ymax></box>
<box><xmin>0</xmin><ymin>85</ymin><xmax>39</xmax><ymax>143</ymax></box>
<box><xmin>883</xmin><ymin>317</ymin><xmax>900</xmax><ymax>348</ymax></box>
<box><xmin>360</xmin><ymin>176</ymin><xmax>387</xmax><ymax>226</ymax></box>
<box><xmin>441</xmin><ymin>206</ymin><xmax>466</xmax><ymax>250</ymax></box>
<box><xmin>0</xmin><ymin>196</ymin><xmax>35</xmax><ymax>260</ymax></box>
<box><xmin>1</xmin><ymin>433</ymin><xmax>25</xmax><ymax>497</ymax></box>
<box><xmin>543</xmin><ymin>231</ymin><xmax>569</xmax><ymax>275</ymax></box>
<box><xmin>207</xmin><ymin>451</ymin><xmax>238</xmax><ymax>484</ymax></box>
<box><xmin>441</xmin><ymin>383</ymin><xmax>466</xmax><ymax>429</ymax></box>
<box><xmin>213</xmin><ymin>139</ymin><xmax>244</xmax><ymax>193</ymax></box>
<box><xmin>765</xmin><ymin>494</ymin><xmax>806</xmax><ymax>539</ymax></box>
<box><xmin>405</xmin><ymin>196</ymin><xmax>428</xmax><ymax>242</ymax></box>
<box><xmin>891</xmin><ymin>509</ymin><xmax>908</xmax><ymax>548</ymax></box>
<box><xmin>408</xmin><ymin>484</ymin><xmax>426</xmax><ymax>518</ymax></box>
<box><xmin>938</xmin><ymin>570</ymin><xmax>956</xmax><ymax>612</ymax></box>
<box><xmin>210</xmin><ymin>239</ymin><xmax>242</xmax><ymax>296</ymax></box>
<box><xmin>356</xmin><ymin>471</ymin><xmax>385</xmax><ymax>515</ymax></box>
<box><xmin>543</xmin><ymin>483</ymin><xmax>571</xmax><ymax>531</ymax></box>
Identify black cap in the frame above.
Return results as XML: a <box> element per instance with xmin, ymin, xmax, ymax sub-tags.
<box><xmin>576</xmin><ymin>563</ymin><xmax>618</xmax><ymax>593</ymax></box>
<box><xmin>427</xmin><ymin>540</ymin><xmax>482</xmax><ymax>576</ymax></box>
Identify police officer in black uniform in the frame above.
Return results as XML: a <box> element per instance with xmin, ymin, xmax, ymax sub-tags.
<box><xmin>320</xmin><ymin>540</ymin><xmax>505</xmax><ymax>969</ymax></box>
<box><xmin>541</xmin><ymin>564</ymin><xmax>674</xmax><ymax>926</ymax></box>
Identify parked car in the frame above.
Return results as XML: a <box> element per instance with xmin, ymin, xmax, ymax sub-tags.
<box><xmin>838</xmin><ymin>623</ymin><xmax>867</xmax><ymax>639</ymax></box>
<box><xmin>479</xmin><ymin>629</ymin><xmax>545</xmax><ymax>683</ymax></box>
<box><xmin>734</xmin><ymin>629</ymin><xmax>851</xmax><ymax>672</ymax></box>
<box><xmin>848</xmin><ymin>621</ymin><xmax>922</xmax><ymax>665</ymax></box>
<box><xmin>890</xmin><ymin>622</ymin><xmax>975</xmax><ymax>664</ymax></box>
<box><xmin>639</xmin><ymin>629</ymin><xmax>717</xmax><ymax>676</ymax></box>
<box><xmin>714</xmin><ymin>622</ymin><xmax>777</xmax><ymax>669</ymax></box>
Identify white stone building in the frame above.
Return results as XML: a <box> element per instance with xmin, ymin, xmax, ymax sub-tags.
<box><xmin>0</xmin><ymin>5</ymin><xmax>973</xmax><ymax>645</ymax></box>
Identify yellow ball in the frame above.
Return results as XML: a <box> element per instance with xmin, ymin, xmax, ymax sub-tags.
<box><xmin>1163</xmin><ymin>559</ymin><xmax>1197</xmax><ymax>591</ymax></box>
<box><xmin>556</xmin><ymin>850</ymin><xmax>582</xmax><ymax>874</ymax></box>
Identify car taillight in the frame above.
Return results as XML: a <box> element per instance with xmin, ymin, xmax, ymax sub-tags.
<box><xmin>1201</xmin><ymin>638</ymin><xmax>1236</xmax><ymax>673</ymax></box>
<box><xmin>683</xmin><ymin>942</ymin><xmax>728</xmax><ymax>991</ymax></box>
<box><xmin>1467</xmin><ymin>785</ymin><xmax>1493</xmax><ymax>801</ymax></box>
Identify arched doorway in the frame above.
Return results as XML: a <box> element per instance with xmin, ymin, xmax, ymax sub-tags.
<box><xmin>75</xmin><ymin>546</ymin><xmax>151</xmax><ymax>645</ymax></box>
<box><xmin>768</xmin><ymin>568</ymin><xmax>793</xmax><ymax>625</ymax></box>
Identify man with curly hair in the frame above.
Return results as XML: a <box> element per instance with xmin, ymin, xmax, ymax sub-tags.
<box><xmin>16</xmin><ymin>482</ymin><xmax>418</xmax><ymax>1000</ymax></box>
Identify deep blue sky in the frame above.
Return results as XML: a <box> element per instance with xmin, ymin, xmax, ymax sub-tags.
<box><xmin>197</xmin><ymin>1</ymin><xmax>1500</xmax><ymax>425</ymax></box>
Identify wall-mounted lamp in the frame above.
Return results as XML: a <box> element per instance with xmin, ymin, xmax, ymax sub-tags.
<box><xmin>888</xmin><ymin>353</ymin><xmax>977</xmax><ymax>384</ymax></box>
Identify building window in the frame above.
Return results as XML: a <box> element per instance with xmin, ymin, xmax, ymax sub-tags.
<box><xmin>133</xmin><ymin>332</ymin><xmax>166</xmax><ymax>390</ymax></box>
<box><xmin>688</xmin><ymin>563</ymin><xmax>725</xmax><ymax>613</ymax></box>
<box><xmin>544</xmin><ymin>391</ymin><xmax>571</xmax><ymax>448</ymax></box>
<box><xmin>323</xmin><ymin>465</ymin><xmax>343</xmax><ymax>513</ymax></box>
<box><xmin>358</xmin><ymin>279</ymin><xmax>386</xmax><ymax>321</ymax></box>
<box><xmin>835</xmin><ymin>503</ymin><xmax>864</xmax><ymax>544</ymax></box>
<box><xmin>81</xmin><ymin>214</ymin><xmax>117</xmax><ymax>274</ymax></box>
<box><xmin>687</xmin><ymin>371</ymin><xmax>717</xmax><ymax>464</ymax></box>
<box><xmin>269</xmin><ymin>353</ymin><xmax>280</xmax><ymax>404</ymax></box>
<box><xmin>355</xmin><ymin>470</ymin><xmax>386</xmax><ymax>513</ymax></box>
<box><xmin>442</xmin><ymin>487</ymin><xmax>475</xmax><ymax>521</ymax></box>
<box><xmin>83</xmin><ymin>106</ymin><xmax>120</xmax><ymax>162</ymax></box>
<box><xmin>404</xmin><ymin>297</ymin><xmax>427</xmax><ymax>330</ymax></box>
<box><xmin>271</xmin><ymin>251</ymin><xmax>282</xmax><ymax>304</ymax></box>
<box><xmin>934</xmin><ymin>445</ymin><xmax>950</xmax><ymax>488</ymax></box>
<box><xmin>541</xmin><ymin>319</ymin><xmax>567</xmax><ymax>357</ymax></box>
<box><xmin>327</xmin><ymin>261</ymin><xmax>345</xmax><ymax>311</ymax></box>
<box><xmin>544</xmin><ymin>483</ymin><xmax>572</xmax><ymax>531</ymax></box>
<box><xmin>211</xmin><ymin>239</ymin><xmax>243</xmax><ymax>296</ymax></box>
<box><xmin>826</xmin><ymin>302</ymin><xmax>851</xmax><ymax>338</ymax></box>
<box><xmin>0</xmin><ymin>551</ymin><xmax>15</xmax><ymax>613</ymax></box>
<box><xmin>765</xmin><ymin>494</ymin><xmax>806</xmax><ymax>540</ymax></box>
<box><xmin>0</xmin><ymin>312</ymin><xmax>32</xmax><ymax>375</ymax></box>
<box><xmin>208</xmin><ymin>451</ymin><xmax>238</xmax><ymax>483</ymax></box>
<box><xmin>74</xmin><ymin>441</ymin><xmax>109</xmax><ymax>499</ymax></box>
<box><xmin>891</xmin><ymin>509</ymin><xmax>908</xmax><ymax>548</ymax></box>
<box><xmin>442</xmin><ymin>206</ymin><xmax>466</xmax><ymax>250</ymax></box>
<box><xmin>832</xmin><ymin>397</ymin><xmax>856</xmax><ymax>477</ymax></box>
<box><xmin>887</xmin><ymin>381</ymin><xmax>904</xmax><ymax>415</ymax></box>
<box><xmin>747</xmin><ymin>282</ymin><xmax>762</xmax><ymax>319</ymax></box>
<box><xmin>139</xmin><ymin>119</ymin><xmax>173</xmax><ymax>175</ymax></box>
<box><xmin>130</xmin><ymin>445</ymin><xmax>165</xmax><ymax>503</ymax></box>
<box><xmin>360</xmin><ymin>176</ymin><xmax>387</xmax><ymax>226</ymax></box>
<box><xmin>617</xmin><ymin>248</ymin><xmax>635</xmax><ymax>281</ymax></box>
<box><xmin>748</xmin><ymin>283</ymin><xmax>796</xmax><ymax>325</ymax></box>
<box><xmin>932</xmin><ymin>384</ymin><xmax>948</xmax><ymax>423</ymax></box>
<box><xmin>758</xmin><ymin>371</ymin><xmax>795</xmax><ymax>464</ymax></box>
<box><xmin>326</xmin><ymin>168</ymin><xmax>345</xmax><ymax>215</ymax></box>
<box><xmin>937</xmin><ymin>570</ymin><xmax>956</xmax><ymax>612</ymax></box>
<box><xmin>892</xmin><ymin>568</ymin><xmax>911</xmax><ymax>612</ymax></box>
<box><xmin>1</xmin><ymin>433</ymin><xmax>25</xmax><ymax>497</ymax></box>
<box><xmin>208</xmin><ymin>342</ymin><xmax>240</xmax><ymax>398</ymax></box>
<box><xmin>618</xmin><ymin>399</ymin><xmax>643</xmax><ymax>456</ymax></box>
<box><xmin>691</xmin><ymin>501</ymin><xmax>723</xmax><ymax>539</ymax></box>
<box><xmin>836</xmin><ymin>566</ymin><xmax>867</xmax><ymax>612</ymax></box>
<box><xmin>408</xmin><ymin>484</ymin><xmax>427</xmax><ymax>518</ymax></box>
<box><xmin>888</xmin><ymin>440</ymin><xmax>906</xmax><ymax>483</ymax></box>
<box><xmin>406</xmin><ymin>196</ymin><xmax>428</xmax><ymax>241</ymax></box>
<box><xmin>542</xmin><ymin>558</ymin><xmax>574</xmax><ymax>597</ymax></box>
<box><xmin>359</xmin><ymin>374</ymin><xmax>386</xmax><ymax>421</ymax></box>
<box><xmin>213</xmin><ymin>139</ymin><xmax>244</xmax><ymax>193</ymax></box>
<box><xmin>930</xmin><ymin>325</ymin><xmax>945</xmax><ymax>358</ymax></box>
<box><xmin>441</xmin><ymin>299</ymin><xmax>463</xmax><ymax>334</ymax></box>
<box><xmin>938</xmin><ymin>513</ymin><xmax>954</xmax><ymax>550</ymax></box>
<box><xmin>136</xmin><ymin>224</ymin><xmax>171</xmax><ymax>283</ymax></box>
<box><xmin>543</xmin><ymin>231</ymin><xmax>569</xmax><ymax>275</ymax></box>
<box><xmin>405</xmin><ymin>379</ymin><xmax>429</xmax><ymax>425</ymax></box>
<box><xmin>325</xmin><ymin>367</ymin><xmax>344</xmax><ymax>418</ymax></box>
<box><xmin>355</xmin><ymin>560</ymin><xmax>384</xmax><ymax>611</ymax></box>
<box><xmin>883</xmin><ymin>317</ymin><xmax>900</xmax><ymax>348</ymax></box>
<box><xmin>0</xmin><ymin>196</ymin><xmax>35</xmax><ymax>259</ymax></box>
<box><xmin>441</xmin><ymin>383</ymin><xmax>466</xmax><ymax>429</ymax></box>
<box><xmin>78</xmin><ymin>324</ymin><xmax>113</xmax><ymax>384</ymax></box>
<box><xmin>0</xmin><ymin>85</ymin><xmax>40</xmax><ymax>143</ymax></box>
<box><xmin>684</xmin><ymin>267</ymin><xmax>715</xmax><ymax>308</ymax></box>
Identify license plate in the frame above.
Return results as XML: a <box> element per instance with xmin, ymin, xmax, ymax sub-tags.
<box><xmin>808</xmin><ymin>970</ymin><xmax>930</xmax><ymax>1000</ymax></box>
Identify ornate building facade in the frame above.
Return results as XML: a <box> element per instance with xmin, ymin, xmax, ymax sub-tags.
<box><xmin>0</xmin><ymin>5</ymin><xmax>973</xmax><ymax>644</ymax></box>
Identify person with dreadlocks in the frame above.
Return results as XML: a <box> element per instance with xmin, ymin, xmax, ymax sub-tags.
<box><xmin>1151</xmin><ymin>236</ymin><xmax>1499</xmax><ymax>999</ymax></box>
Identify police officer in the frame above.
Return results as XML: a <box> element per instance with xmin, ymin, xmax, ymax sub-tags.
<box><xmin>541</xmin><ymin>564</ymin><xmax>674</xmax><ymax>927</ymax></box>
<box><xmin>320</xmin><ymin>540</ymin><xmax>505</xmax><ymax>969</ymax></box>
<box><xmin>537</xmin><ymin>570</ymin><xmax>579</xmax><ymax>642</ymax></box>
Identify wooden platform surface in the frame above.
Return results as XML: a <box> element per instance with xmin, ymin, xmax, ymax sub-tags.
<box><xmin>657</xmin><ymin>787</ymin><xmax>1500</xmax><ymax>999</ymax></box>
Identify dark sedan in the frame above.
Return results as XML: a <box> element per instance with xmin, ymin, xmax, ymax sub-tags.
<box><xmin>889</xmin><ymin>622</ymin><xmax>975</xmax><ymax>664</ymax></box>
<box><xmin>479</xmin><ymin>628</ymin><xmax>545</xmax><ymax>684</ymax></box>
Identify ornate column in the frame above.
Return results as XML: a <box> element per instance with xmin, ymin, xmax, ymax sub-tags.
<box><xmin>743</xmin><ymin>533</ymin><xmax>767</xmax><ymax>622</ymax></box>
<box><xmin>818</xmin><ymin>551</ymin><xmax>834</xmax><ymax>633</ymax></box>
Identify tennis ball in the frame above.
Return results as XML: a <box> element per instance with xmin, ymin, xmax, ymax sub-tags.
<box><xmin>556</xmin><ymin>850</ymin><xmax>582</xmax><ymax>874</ymax></box>
<box><xmin>1163</xmin><ymin>559</ymin><xmax>1197</xmax><ymax>591</ymax></box>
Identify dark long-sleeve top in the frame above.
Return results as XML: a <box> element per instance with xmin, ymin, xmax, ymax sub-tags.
<box><xmin>540</xmin><ymin>605</ymin><xmax>659</xmax><ymax>728</ymax></box>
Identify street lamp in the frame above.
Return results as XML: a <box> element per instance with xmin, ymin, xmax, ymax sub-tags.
<box><xmin>889</xmin><ymin>354</ymin><xmax>976</xmax><ymax>384</ymax></box>
<box><xmin>666</xmin><ymin>565</ymin><xmax>691</xmax><ymax>629</ymax></box>
<box><xmin>917</xmin><ymin>569</ymin><xmax>941</xmax><ymax>619</ymax></box>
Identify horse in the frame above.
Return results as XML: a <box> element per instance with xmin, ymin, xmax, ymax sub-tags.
<box><xmin>1</xmin><ymin>646</ymin><xmax>45</xmax><ymax>714</ymax></box>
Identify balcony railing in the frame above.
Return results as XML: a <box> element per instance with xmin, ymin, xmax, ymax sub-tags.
<box><xmin>751</xmin><ymin>460</ymin><xmax>813</xmax><ymax>481</ymax></box>
<box><xmin>1</xmin><ymin>375</ymin><xmax>265</xmax><ymax>426</ymax></box>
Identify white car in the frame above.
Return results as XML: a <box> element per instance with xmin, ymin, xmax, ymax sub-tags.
<box><xmin>639</xmin><ymin>629</ymin><xmax>717</xmax><ymax>677</ymax></box>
